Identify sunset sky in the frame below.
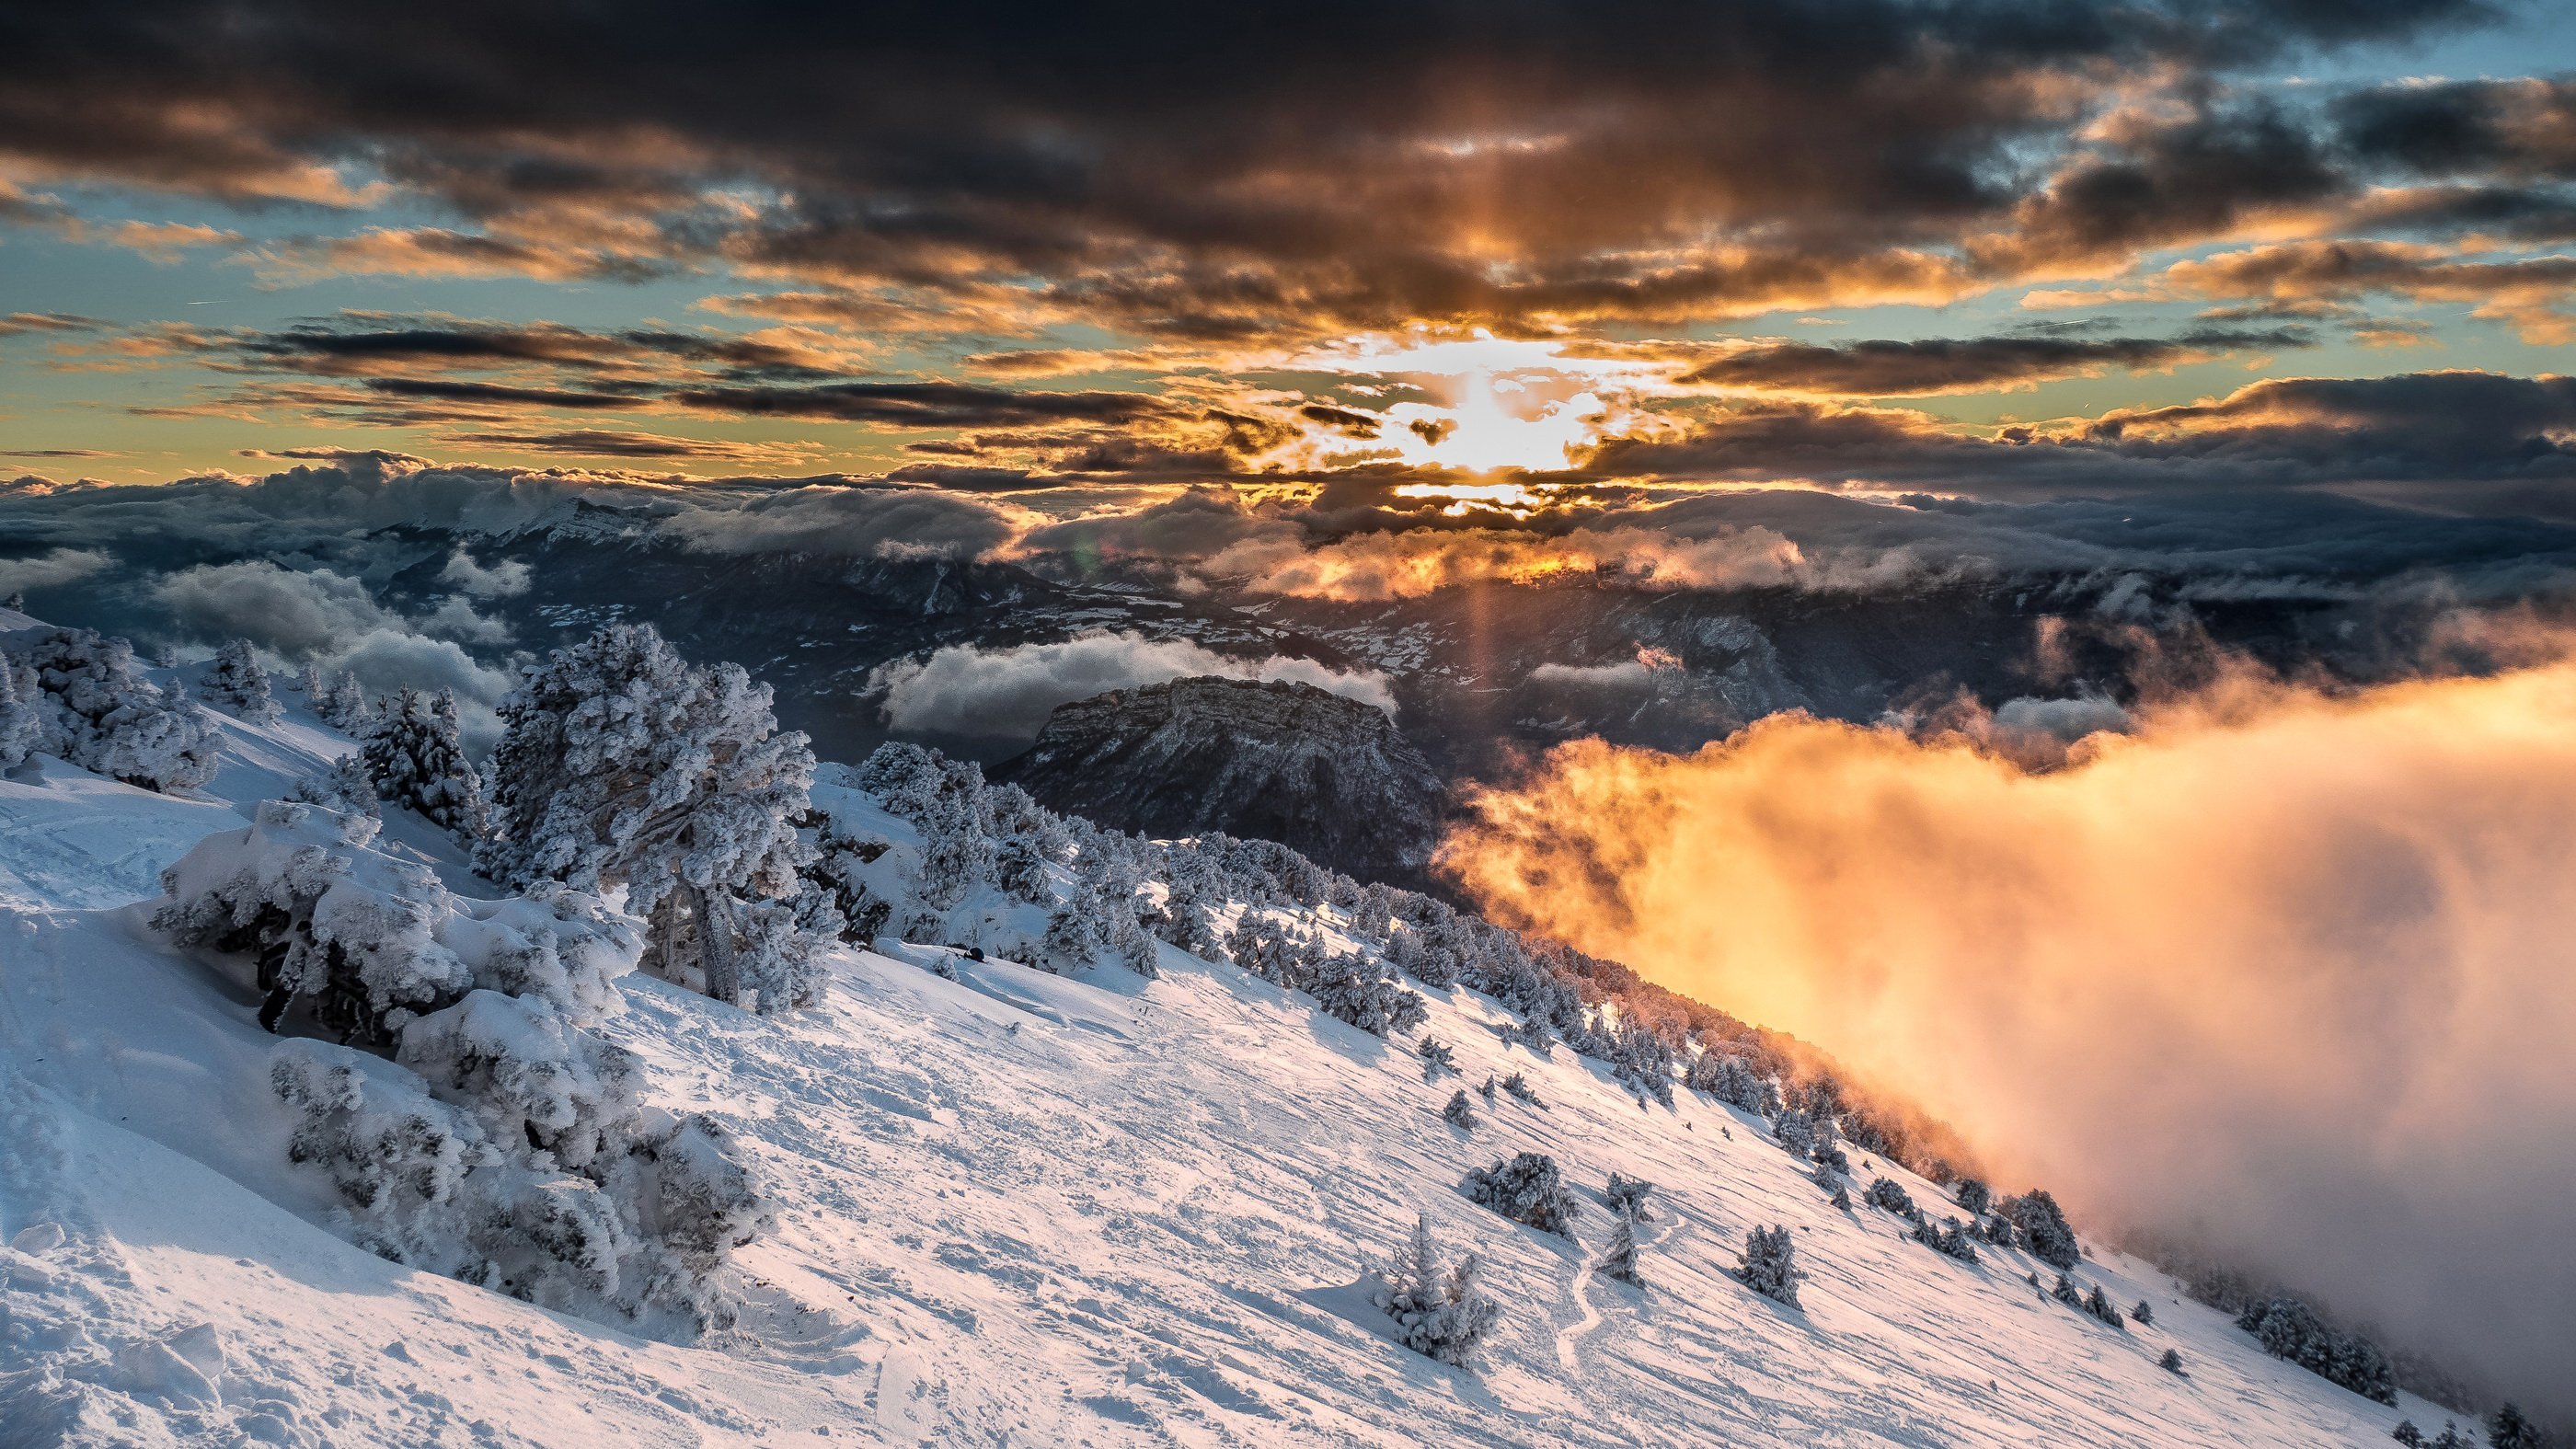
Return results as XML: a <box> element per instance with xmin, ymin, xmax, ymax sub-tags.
<box><xmin>6</xmin><ymin>2</ymin><xmax>2576</xmax><ymax>517</ymax></box>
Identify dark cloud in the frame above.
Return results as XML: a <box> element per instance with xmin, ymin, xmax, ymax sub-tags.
<box><xmin>1678</xmin><ymin>327</ymin><xmax>2312</xmax><ymax>396</ymax></box>
<box><xmin>1581</xmin><ymin>371</ymin><xmax>2576</xmax><ymax>501</ymax></box>
<box><xmin>362</xmin><ymin>377</ymin><xmax>639</xmax><ymax>409</ymax></box>
<box><xmin>0</xmin><ymin>312</ymin><xmax>106</xmax><ymax>337</ymax></box>
<box><xmin>2336</xmin><ymin>76</ymin><xmax>2576</xmax><ymax>179</ymax></box>
<box><xmin>0</xmin><ymin>0</ymin><xmax>2500</xmax><ymax>333</ymax></box>
<box><xmin>668</xmin><ymin>380</ymin><xmax>1174</xmax><ymax>429</ymax></box>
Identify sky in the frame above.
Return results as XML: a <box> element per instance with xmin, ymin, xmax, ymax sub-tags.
<box><xmin>5</xmin><ymin>0</ymin><xmax>2576</xmax><ymax>516</ymax></box>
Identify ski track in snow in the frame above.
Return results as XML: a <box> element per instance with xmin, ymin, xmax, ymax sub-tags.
<box><xmin>0</xmin><ymin>691</ymin><xmax>2470</xmax><ymax>1446</ymax></box>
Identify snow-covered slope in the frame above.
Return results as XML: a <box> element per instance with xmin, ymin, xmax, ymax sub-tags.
<box><xmin>0</xmin><ymin>689</ymin><xmax>2464</xmax><ymax>1446</ymax></box>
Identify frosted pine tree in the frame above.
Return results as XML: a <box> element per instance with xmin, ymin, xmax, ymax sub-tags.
<box><xmin>296</xmin><ymin>661</ymin><xmax>328</xmax><ymax>702</ymax></box>
<box><xmin>0</xmin><ymin>655</ymin><xmax>40</xmax><ymax>770</ymax></box>
<box><xmin>480</xmin><ymin>623</ymin><xmax>819</xmax><ymax>1010</ymax></box>
<box><xmin>1596</xmin><ymin>1202</ymin><xmax>1643</xmax><ymax>1285</ymax></box>
<box><xmin>1736</xmin><ymin>1225</ymin><xmax>1802</xmax><ymax>1307</ymax></box>
<box><xmin>993</xmin><ymin>830</ymin><xmax>1053</xmax><ymax>905</ymax></box>
<box><xmin>20</xmin><ymin>627</ymin><xmax>220</xmax><ymax>791</ymax></box>
<box><xmin>1604</xmin><ymin>1172</ymin><xmax>1654</xmax><ymax>1221</ymax></box>
<box><xmin>202</xmin><ymin>638</ymin><xmax>282</xmax><ymax>723</ymax></box>
<box><xmin>363</xmin><ymin>688</ymin><xmax>487</xmax><ymax>840</ymax></box>
<box><xmin>1465</xmin><ymin>1152</ymin><xmax>1579</xmax><ymax>1237</ymax></box>
<box><xmin>1372</xmin><ymin>1213</ymin><xmax>1501</xmax><ymax>1368</ymax></box>
<box><xmin>288</xmin><ymin>753</ymin><xmax>379</xmax><ymax>817</ymax></box>
<box><xmin>318</xmin><ymin>670</ymin><xmax>374</xmax><ymax>731</ymax></box>
<box><xmin>2001</xmin><ymin>1189</ymin><xmax>2081</xmax><ymax>1270</ymax></box>
<box><xmin>2490</xmin><ymin>1405</ymin><xmax>2542</xmax><ymax>1449</ymax></box>
<box><xmin>1041</xmin><ymin>881</ymin><xmax>1109</xmax><ymax>972</ymax></box>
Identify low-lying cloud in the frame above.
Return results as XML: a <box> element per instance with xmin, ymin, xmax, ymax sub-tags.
<box><xmin>870</xmin><ymin>630</ymin><xmax>1397</xmax><ymax>742</ymax></box>
<box><xmin>1442</xmin><ymin>653</ymin><xmax>2576</xmax><ymax>1420</ymax></box>
<box><xmin>152</xmin><ymin>559</ymin><xmax>516</xmax><ymax>735</ymax></box>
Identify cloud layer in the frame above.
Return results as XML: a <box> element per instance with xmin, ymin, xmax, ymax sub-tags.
<box><xmin>869</xmin><ymin>631</ymin><xmax>1397</xmax><ymax>742</ymax></box>
<box><xmin>1442</xmin><ymin>654</ymin><xmax>2576</xmax><ymax>1420</ymax></box>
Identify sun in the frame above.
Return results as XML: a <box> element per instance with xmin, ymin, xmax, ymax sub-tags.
<box><xmin>1294</xmin><ymin>330</ymin><xmax>1656</xmax><ymax>477</ymax></box>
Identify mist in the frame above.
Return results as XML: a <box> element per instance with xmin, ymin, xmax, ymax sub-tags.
<box><xmin>1440</xmin><ymin>658</ymin><xmax>2576</xmax><ymax>1418</ymax></box>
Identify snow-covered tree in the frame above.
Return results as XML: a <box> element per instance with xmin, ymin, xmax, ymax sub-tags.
<box><xmin>2392</xmin><ymin>1421</ymin><xmax>2424</xmax><ymax>1447</ymax></box>
<box><xmin>1604</xmin><ymin>1172</ymin><xmax>1653</xmax><ymax>1222</ymax></box>
<box><xmin>1373</xmin><ymin>1213</ymin><xmax>1501</xmax><ymax>1368</ymax></box>
<box><xmin>1911</xmin><ymin>1214</ymin><xmax>1981</xmax><ymax>1263</ymax></box>
<box><xmin>1501</xmin><ymin>1072</ymin><xmax>1542</xmax><ymax>1108</ymax></box>
<box><xmin>0</xmin><ymin>655</ymin><xmax>40</xmax><ymax>770</ymax></box>
<box><xmin>2234</xmin><ymin>1297</ymin><xmax>2397</xmax><ymax>1404</ymax></box>
<box><xmin>1153</xmin><ymin>845</ymin><xmax>1225</xmax><ymax>956</ymax></box>
<box><xmin>1953</xmin><ymin>1177</ymin><xmax>1993</xmax><ymax>1216</ymax></box>
<box><xmin>316</xmin><ymin>670</ymin><xmax>374</xmax><ymax>731</ymax></box>
<box><xmin>18</xmin><ymin>627</ymin><xmax>220</xmax><ymax>792</ymax></box>
<box><xmin>992</xmin><ymin>830</ymin><xmax>1053</xmax><ymax>906</ymax></box>
<box><xmin>1865</xmin><ymin>1178</ymin><xmax>1916</xmax><ymax>1217</ymax></box>
<box><xmin>1735</xmin><ymin>1225</ymin><xmax>1802</xmax><ymax>1307</ymax></box>
<box><xmin>2431</xmin><ymin>1424</ymin><xmax>2471</xmax><ymax>1449</ymax></box>
<box><xmin>2132</xmin><ymin>1299</ymin><xmax>2155</xmax><ymax>1327</ymax></box>
<box><xmin>2000</xmin><ymin>1188</ymin><xmax>2081</xmax><ymax>1270</ymax></box>
<box><xmin>288</xmin><ymin>753</ymin><xmax>379</xmax><ymax>817</ymax></box>
<box><xmin>1772</xmin><ymin>1106</ymin><xmax>1816</xmax><ymax>1159</ymax></box>
<box><xmin>1466</xmin><ymin>1152</ymin><xmax>1579</xmax><ymax>1237</ymax></box>
<box><xmin>1041</xmin><ymin>880</ymin><xmax>1110</xmax><ymax>972</ymax></box>
<box><xmin>1419</xmin><ymin>1034</ymin><xmax>1459</xmax><ymax>1080</ymax></box>
<box><xmin>1307</xmin><ymin>950</ymin><xmax>1428</xmax><ymax>1036</ymax></box>
<box><xmin>2490</xmin><ymin>1404</ymin><xmax>2543</xmax><ymax>1449</ymax></box>
<box><xmin>480</xmin><ymin>623</ymin><xmax>818</xmax><ymax>1010</ymax></box>
<box><xmin>798</xmin><ymin>820</ymin><xmax>893</xmax><ymax>945</ymax></box>
<box><xmin>201</xmin><ymin>638</ymin><xmax>282</xmax><ymax>724</ymax></box>
<box><xmin>363</xmin><ymin>688</ymin><xmax>487</xmax><ymax>839</ymax></box>
<box><xmin>296</xmin><ymin>661</ymin><xmax>327</xmax><ymax>700</ymax></box>
<box><xmin>2161</xmin><ymin>1349</ymin><xmax>2186</xmax><ymax>1376</ymax></box>
<box><xmin>1596</xmin><ymin>1203</ymin><xmax>1644</xmax><ymax>1286</ymax></box>
<box><xmin>1443</xmin><ymin>1089</ymin><xmax>1478</xmax><ymax>1130</ymax></box>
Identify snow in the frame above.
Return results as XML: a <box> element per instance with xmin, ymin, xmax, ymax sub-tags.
<box><xmin>0</xmin><ymin>654</ymin><xmax>2471</xmax><ymax>1445</ymax></box>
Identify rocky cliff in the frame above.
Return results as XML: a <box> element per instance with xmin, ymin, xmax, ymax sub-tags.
<box><xmin>992</xmin><ymin>675</ymin><xmax>1448</xmax><ymax>883</ymax></box>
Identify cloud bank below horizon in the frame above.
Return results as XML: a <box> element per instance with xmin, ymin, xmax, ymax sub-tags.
<box><xmin>1440</xmin><ymin>653</ymin><xmax>2576</xmax><ymax>1420</ymax></box>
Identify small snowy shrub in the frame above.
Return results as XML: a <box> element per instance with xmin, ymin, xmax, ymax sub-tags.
<box><xmin>1465</xmin><ymin>1152</ymin><xmax>1579</xmax><ymax>1237</ymax></box>
<box><xmin>2161</xmin><ymin>1349</ymin><xmax>2186</xmax><ymax>1376</ymax></box>
<box><xmin>2392</xmin><ymin>1421</ymin><xmax>2424</xmax><ymax>1447</ymax></box>
<box><xmin>20</xmin><ymin>627</ymin><xmax>220</xmax><ymax>791</ymax></box>
<box><xmin>1911</xmin><ymin>1215</ymin><xmax>1980</xmax><ymax>1262</ymax></box>
<box><xmin>1500</xmin><ymin>1071</ymin><xmax>1542</xmax><ymax>1108</ymax></box>
<box><xmin>288</xmin><ymin>754</ymin><xmax>379</xmax><ymax>817</ymax></box>
<box><xmin>2233</xmin><ymin>1296</ymin><xmax>2398</xmax><ymax>1405</ymax></box>
<box><xmin>2132</xmin><ymin>1299</ymin><xmax>2154</xmax><ymax>1326</ymax></box>
<box><xmin>1419</xmin><ymin>1035</ymin><xmax>1459</xmax><ymax>1080</ymax></box>
<box><xmin>271</xmin><ymin>1014</ymin><xmax>765</xmax><ymax>1334</ymax></box>
<box><xmin>2083</xmin><ymin>1283</ymin><xmax>2125</xmax><ymax>1328</ymax></box>
<box><xmin>1772</xmin><ymin>1106</ymin><xmax>1815</xmax><ymax>1158</ymax></box>
<box><xmin>1443</xmin><ymin>1089</ymin><xmax>1478</xmax><ymax>1129</ymax></box>
<box><xmin>1372</xmin><ymin>1213</ymin><xmax>1501</xmax><ymax>1368</ymax></box>
<box><xmin>2000</xmin><ymin>1189</ymin><xmax>2081</xmax><ymax>1270</ymax></box>
<box><xmin>155</xmin><ymin>800</ymin><xmax>638</xmax><ymax>1047</ymax></box>
<box><xmin>1604</xmin><ymin>1172</ymin><xmax>1653</xmax><ymax>1222</ymax></box>
<box><xmin>1865</xmin><ymin>1177</ymin><xmax>1916</xmax><ymax>1216</ymax></box>
<box><xmin>1736</xmin><ymin>1225</ymin><xmax>1802</xmax><ymax>1307</ymax></box>
<box><xmin>201</xmin><ymin>638</ymin><xmax>282</xmax><ymax>724</ymax></box>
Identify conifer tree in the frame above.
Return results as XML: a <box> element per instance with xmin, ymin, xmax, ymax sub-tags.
<box><xmin>18</xmin><ymin>627</ymin><xmax>220</xmax><ymax>791</ymax></box>
<box><xmin>363</xmin><ymin>687</ymin><xmax>487</xmax><ymax>839</ymax></box>
<box><xmin>1736</xmin><ymin>1225</ymin><xmax>1802</xmax><ymax>1307</ymax></box>
<box><xmin>480</xmin><ymin>622</ymin><xmax>818</xmax><ymax>1009</ymax></box>
<box><xmin>201</xmin><ymin>638</ymin><xmax>282</xmax><ymax>723</ymax></box>
<box><xmin>1596</xmin><ymin>1202</ymin><xmax>1643</xmax><ymax>1285</ymax></box>
<box><xmin>2490</xmin><ymin>1404</ymin><xmax>2542</xmax><ymax>1449</ymax></box>
<box><xmin>1373</xmin><ymin>1213</ymin><xmax>1501</xmax><ymax>1368</ymax></box>
<box><xmin>0</xmin><ymin>655</ymin><xmax>40</xmax><ymax>770</ymax></box>
<box><xmin>1443</xmin><ymin>1089</ymin><xmax>1478</xmax><ymax>1130</ymax></box>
